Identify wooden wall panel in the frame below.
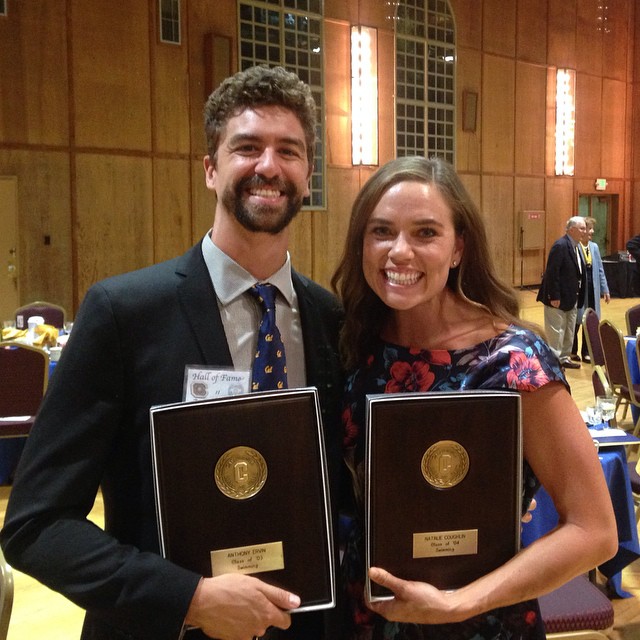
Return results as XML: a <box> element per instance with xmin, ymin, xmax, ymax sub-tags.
<box><xmin>448</xmin><ymin>0</ymin><xmax>482</xmax><ymax>50</ymax></box>
<box><xmin>481</xmin><ymin>175</ymin><xmax>515</xmax><ymax>284</ymax></box>
<box><xmin>0</xmin><ymin>149</ymin><xmax>73</xmax><ymax>313</ymax></box>
<box><xmin>0</xmin><ymin>1</ymin><xmax>69</xmax><ymax>145</ymax></box>
<box><xmin>482</xmin><ymin>55</ymin><xmax>515</xmax><ymax>174</ymax></box>
<box><xmin>574</xmin><ymin>73</ymin><xmax>602</xmax><ymax>178</ymax></box>
<box><xmin>547</xmin><ymin>0</ymin><xmax>577</xmax><ymax>68</ymax></box>
<box><xmin>544</xmin><ymin>177</ymin><xmax>575</xmax><ymax>250</ymax></box>
<box><xmin>601</xmin><ymin>79</ymin><xmax>627</xmax><ymax>179</ymax></box>
<box><xmin>75</xmin><ymin>154</ymin><xmax>153</xmax><ymax>300</ymax></box>
<box><xmin>516</xmin><ymin>0</ymin><xmax>548</xmax><ymax>64</ymax></box>
<box><xmin>153</xmin><ymin>159</ymin><xmax>192</xmax><ymax>262</ymax></box>
<box><xmin>603</xmin><ymin>1</ymin><xmax>632</xmax><ymax>82</ymax></box>
<box><xmin>324</xmin><ymin>19</ymin><xmax>351</xmax><ymax>168</ymax></box>
<box><xmin>188</xmin><ymin>0</ymin><xmax>237</xmax><ymax>157</ymax></box>
<box><xmin>576</xmin><ymin>0</ymin><xmax>603</xmax><ymax>75</ymax></box>
<box><xmin>483</xmin><ymin>0</ymin><xmax>516</xmax><ymax>56</ymax></box>
<box><xmin>191</xmin><ymin>159</ymin><xmax>214</xmax><ymax>242</ymax></box>
<box><xmin>324</xmin><ymin>0</ymin><xmax>351</xmax><ymax>23</ymax></box>
<box><xmin>72</xmin><ymin>1</ymin><xmax>151</xmax><ymax>150</ymax></box>
<box><xmin>311</xmin><ymin>165</ymin><xmax>364</xmax><ymax>289</ymax></box>
<box><xmin>152</xmin><ymin>13</ymin><xmax>191</xmax><ymax>155</ymax></box>
<box><xmin>456</xmin><ymin>47</ymin><xmax>482</xmax><ymax>174</ymax></box>
<box><xmin>514</xmin><ymin>177</ymin><xmax>546</xmax><ymax>285</ymax></box>
<box><xmin>515</xmin><ymin>62</ymin><xmax>546</xmax><ymax>175</ymax></box>
<box><xmin>459</xmin><ymin>174</ymin><xmax>481</xmax><ymax>212</ymax></box>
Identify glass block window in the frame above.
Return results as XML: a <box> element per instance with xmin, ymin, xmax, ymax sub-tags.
<box><xmin>159</xmin><ymin>0</ymin><xmax>181</xmax><ymax>45</ymax></box>
<box><xmin>238</xmin><ymin>0</ymin><xmax>325</xmax><ymax>209</ymax></box>
<box><xmin>394</xmin><ymin>0</ymin><xmax>455</xmax><ymax>164</ymax></box>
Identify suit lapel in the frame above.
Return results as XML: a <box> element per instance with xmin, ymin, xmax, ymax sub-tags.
<box><xmin>175</xmin><ymin>245</ymin><xmax>234</xmax><ymax>367</ymax></box>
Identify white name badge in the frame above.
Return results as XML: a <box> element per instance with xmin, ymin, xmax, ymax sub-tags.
<box><xmin>183</xmin><ymin>366</ymin><xmax>251</xmax><ymax>401</ymax></box>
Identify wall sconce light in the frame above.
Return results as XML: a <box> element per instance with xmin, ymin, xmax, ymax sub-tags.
<box><xmin>555</xmin><ymin>68</ymin><xmax>576</xmax><ymax>176</ymax></box>
<box><xmin>351</xmin><ymin>25</ymin><xmax>378</xmax><ymax>165</ymax></box>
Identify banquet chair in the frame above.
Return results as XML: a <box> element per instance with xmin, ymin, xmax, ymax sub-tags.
<box><xmin>625</xmin><ymin>302</ymin><xmax>640</xmax><ymax>336</ymax></box>
<box><xmin>14</xmin><ymin>300</ymin><xmax>66</xmax><ymax>330</ymax></box>
<box><xmin>599</xmin><ymin>320</ymin><xmax>640</xmax><ymax>436</ymax></box>
<box><xmin>0</xmin><ymin>545</ymin><xmax>13</xmax><ymax>640</ymax></box>
<box><xmin>539</xmin><ymin>574</ymin><xmax>613</xmax><ymax>639</ymax></box>
<box><xmin>0</xmin><ymin>342</ymin><xmax>49</xmax><ymax>438</ymax></box>
<box><xmin>629</xmin><ymin>459</ymin><xmax>640</xmax><ymax>524</ymax></box>
<box><xmin>582</xmin><ymin>309</ymin><xmax>613</xmax><ymax>404</ymax></box>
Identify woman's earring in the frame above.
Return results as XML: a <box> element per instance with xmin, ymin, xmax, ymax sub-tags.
<box><xmin>452</xmin><ymin>260</ymin><xmax>457</xmax><ymax>267</ymax></box>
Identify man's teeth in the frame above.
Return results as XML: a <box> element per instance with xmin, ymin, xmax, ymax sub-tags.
<box><xmin>251</xmin><ymin>188</ymin><xmax>280</xmax><ymax>197</ymax></box>
<box><xmin>385</xmin><ymin>271</ymin><xmax>421</xmax><ymax>285</ymax></box>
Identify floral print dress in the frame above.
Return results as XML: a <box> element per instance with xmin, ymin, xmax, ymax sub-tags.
<box><xmin>341</xmin><ymin>325</ymin><xmax>568</xmax><ymax>640</ymax></box>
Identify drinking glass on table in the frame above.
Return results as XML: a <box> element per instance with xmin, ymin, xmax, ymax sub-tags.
<box><xmin>585</xmin><ymin>405</ymin><xmax>603</xmax><ymax>427</ymax></box>
<box><xmin>596</xmin><ymin>395</ymin><xmax>616</xmax><ymax>424</ymax></box>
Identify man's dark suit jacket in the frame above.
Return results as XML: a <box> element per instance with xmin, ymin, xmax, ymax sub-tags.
<box><xmin>0</xmin><ymin>243</ymin><xmax>345</xmax><ymax>640</ymax></box>
<box><xmin>536</xmin><ymin>233</ymin><xmax>587</xmax><ymax>311</ymax></box>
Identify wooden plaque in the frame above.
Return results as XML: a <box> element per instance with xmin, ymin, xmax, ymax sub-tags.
<box><xmin>366</xmin><ymin>390</ymin><xmax>522</xmax><ymax>600</ymax></box>
<box><xmin>150</xmin><ymin>387</ymin><xmax>335</xmax><ymax>612</ymax></box>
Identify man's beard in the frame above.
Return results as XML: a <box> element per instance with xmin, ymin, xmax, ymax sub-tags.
<box><xmin>222</xmin><ymin>175</ymin><xmax>304</xmax><ymax>235</ymax></box>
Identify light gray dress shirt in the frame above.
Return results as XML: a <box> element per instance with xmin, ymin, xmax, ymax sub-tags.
<box><xmin>201</xmin><ymin>233</ymin><xmax>306</xmax><ymax>388</ymax></box>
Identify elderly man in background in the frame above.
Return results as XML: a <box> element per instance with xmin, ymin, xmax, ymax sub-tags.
<box><xmin>537</xmin><ymin>216</ymin><xmax>588</xmax><ymax>369</ymax></box>
<box><xmin>572</xmin><ymin>216</ymin><xmax>610</xmax><ymax>362</ymax></box>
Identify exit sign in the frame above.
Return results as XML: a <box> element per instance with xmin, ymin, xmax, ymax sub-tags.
<box><xmin>595</xmin><ymin>178</ymin><xmax>607</xmax><ymax>191</ymax></box>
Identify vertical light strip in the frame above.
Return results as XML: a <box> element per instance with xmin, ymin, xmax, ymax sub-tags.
<box><xmin>555</xmin><ymin>68</ymin><xmax>576</xmax><ymax>176</ymax></box>
<box><xmin>351</xmin><ymin>26</ymin><xmax>379</xmax><ymax>165</ymax></box>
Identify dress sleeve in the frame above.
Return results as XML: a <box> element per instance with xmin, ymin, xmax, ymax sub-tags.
<box><xmin>463</xmin><ymin>327</ymin><xmax>569</xmax><ymax>394</ymax></box>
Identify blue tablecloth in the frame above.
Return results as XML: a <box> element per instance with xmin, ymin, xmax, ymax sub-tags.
<box><xmin>521</xmin><ymin>446</ymin><xmax>640</xmax><ymax>598</ymax></box>
<box><xmin>625</xmin><ymin>337</ymin><xmax>640</xmax><ymax>425</ymax></box>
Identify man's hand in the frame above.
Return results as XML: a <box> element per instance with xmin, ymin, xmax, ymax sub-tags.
<box><xmin>550</xmin><ymin>300</ymin><xmax>560</xmax><ymax>308</ymax></box>
<box><xmin>185</xmin><ymin>573</ymin><xmax>300</xmax><ymax>640</ymax></box>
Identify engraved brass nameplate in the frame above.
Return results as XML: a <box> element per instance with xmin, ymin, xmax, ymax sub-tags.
<box><xmin>214</xmin><ymin>446</ymin><xmax>268</xmax><ymax>500</ymax></box>
<box><xmin>413</xmin><ymin>529</ymin><xmax>478</xmax><ymax>559</ymax></box>
<box><xmin>211</xmin><ymin>541</ymin><xmax>285</xmax><ymax>576</ymax></box>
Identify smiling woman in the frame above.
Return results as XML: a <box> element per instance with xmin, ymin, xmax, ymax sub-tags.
<box><xmin>332</xmin><ymin>156</ymin><xmax>618</xmax><ymax>640</ymax></box>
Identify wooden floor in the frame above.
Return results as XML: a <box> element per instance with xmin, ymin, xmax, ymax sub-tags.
<box><xmin>0</xmin><ymin>290</ymin><xmax>638</xmax><ymax>638</ymax></box>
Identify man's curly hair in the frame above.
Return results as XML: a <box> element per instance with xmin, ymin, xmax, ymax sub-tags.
<box><xmin>204</xmin><ymin>65</ymin><xmax>317</xmax><ymax>168</ymax></box>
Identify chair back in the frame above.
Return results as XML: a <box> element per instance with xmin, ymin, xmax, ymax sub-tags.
<box><xmin>626</xmin><ymin>303</ymin><xmax>640</xmax><ymax>336</ymax></box>
<box><xmin>15</xmin><ymin>301</ymin><xmax>66</xmax><ymax>329</ymax></box>
<box><xmin>0</xmin><ymin>343</ymin><xmax>49</xmax><ymax>417</ymax></box>
<box><xmin>0</xmin><ymin>545</ymin><xmax>13</xmax><ymax>640</ymax></box>
<box><xmin>583</xmin><ymin>308</ymin><xmax>605</xmax><ymax>366</ymax></box>
<box><xmin>598</xmin><ymin>320</ymin><xmax>634</xmax><ymax>393</ymax></box>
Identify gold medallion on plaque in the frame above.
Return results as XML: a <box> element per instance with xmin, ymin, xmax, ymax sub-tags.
<box><xmin>214</xmin><ymin>446</ymin><xmax>267</xmax><ymax>500</ymax></box>
<box><xmin>421</xmin><ymin>440</ymin><xmax>469</xmax><ymax>489</ymax></box>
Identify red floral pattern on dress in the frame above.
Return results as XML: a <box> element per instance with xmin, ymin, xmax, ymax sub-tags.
<box><xmin>506</xmin><ymin>351</ymin><xmax>550</xmax><ymax>392</ymax></box>
<box><xmin>385</xmin><ymin>360</ymin><xmax>435</xmax><ymax>393</ymax></box>
<box><xmin>343</xmin><ymin>406</ymin><xmax>358</xmax><ymax>447</ymax></box>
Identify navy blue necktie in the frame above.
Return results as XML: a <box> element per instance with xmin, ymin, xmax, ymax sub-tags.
<box><xmin>249</xmin><ymin>283</ymin><xmax>288</xmax><ymax>391</ymax></box>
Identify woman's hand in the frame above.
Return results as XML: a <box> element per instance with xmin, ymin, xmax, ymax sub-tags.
<box><xmin>521</xmin><ymin>498</ymin><xmax>537</xmax><ymax>524</ymax></box>
<box><xmin>366</xmin><ymin>567</ymin><xmax>467</xmax><ymax>625</ymax></box>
